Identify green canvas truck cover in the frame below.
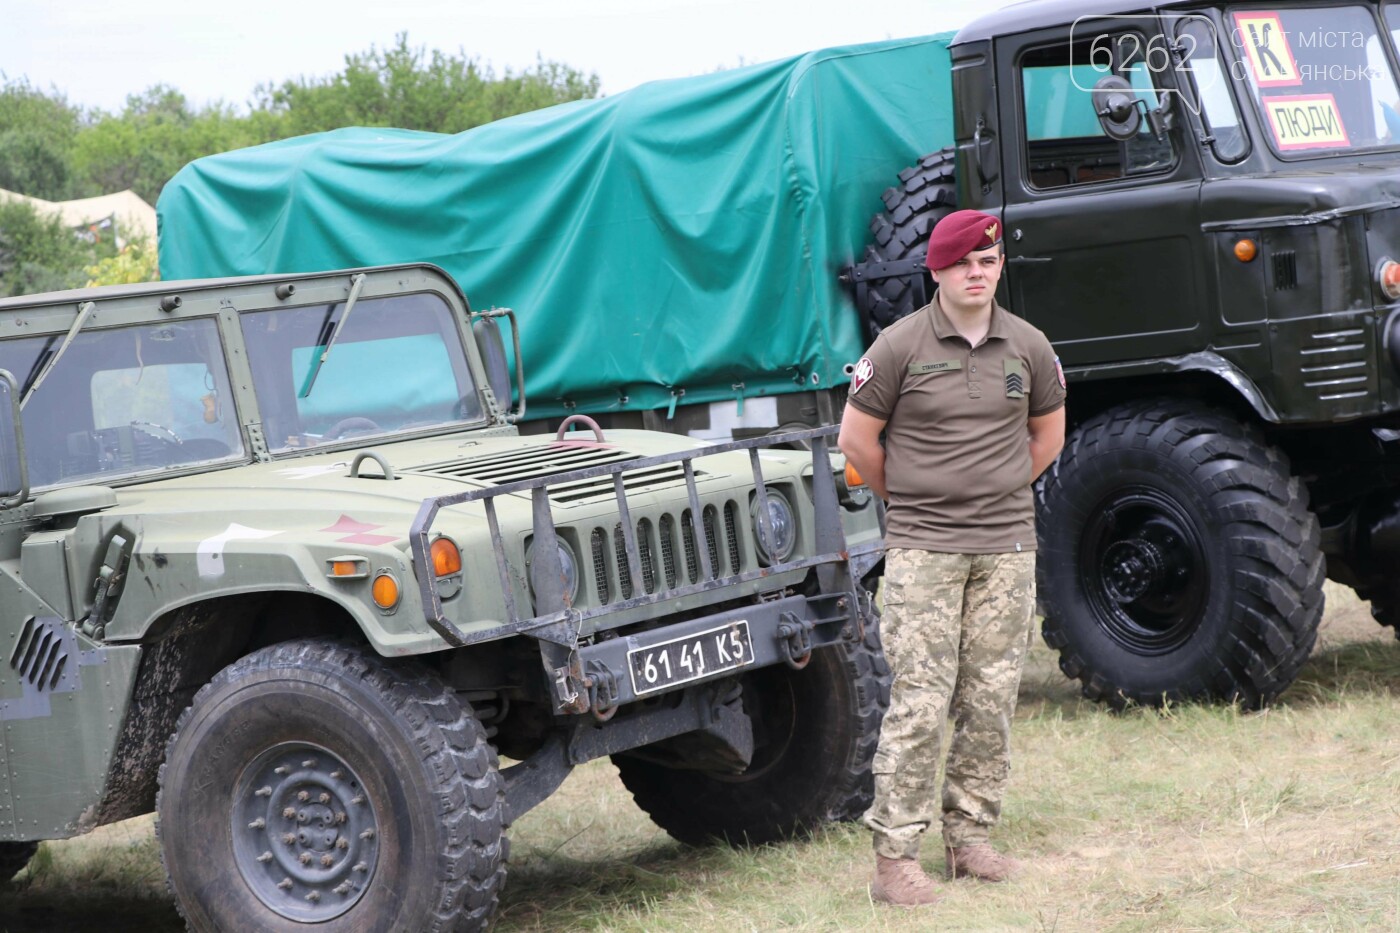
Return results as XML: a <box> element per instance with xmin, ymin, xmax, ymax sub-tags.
<box><xmin>157</xmin><ymin>35</ymin><xmax>954</xmax><ymax>420</ymax></box>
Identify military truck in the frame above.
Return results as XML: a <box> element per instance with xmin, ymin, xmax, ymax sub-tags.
<box><xmin>0</xmin><ymin>264</ymin><xmax>887</xmax><ymax>930</ymax></box>
<box><xmin>157</xmin><ymin>0</ymin><xmax>1400</xmax><ymax>710</ymax></box>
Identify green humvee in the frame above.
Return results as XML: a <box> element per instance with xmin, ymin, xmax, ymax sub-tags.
<box><xmin>0</xmin><ymin>264</ymin><xmax>886</xmax><ymax>930</ymax></box>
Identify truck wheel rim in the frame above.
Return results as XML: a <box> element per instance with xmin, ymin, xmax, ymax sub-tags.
<box><xmin>231</xmin><ymin>741</ymin><xmax>379</xmax><ymax>921</ymax></box>
<box><xmin>1080</xmin><ymin>486</ymin><xmax>1210</xmax><ymax>655</ymax></box>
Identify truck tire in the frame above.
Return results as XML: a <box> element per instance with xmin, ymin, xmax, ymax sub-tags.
<box><xmin>0</xmin><ymin>842</ymin><xmax>37</xmax><ymax>883</ymax></box>
<box><xmin>855</xmin><ymin>147</ymin><xmax>957</xmax><ymax>338</ymax></box>
<box><xmin>613</xmin><ymin>607</ymin><xmax>889</xmax><ymax>845</ymax></box>
<box><xmin>1036</xmin><ymin>401</ymin><xmax>1324</xmax><ymax>709</ymax></box>
<box><xmin>157</xmin><ymin>639</ymin><xmax>507</xmax><ymax>932</ymax></box>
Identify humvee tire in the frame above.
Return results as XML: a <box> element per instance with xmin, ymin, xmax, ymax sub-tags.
<box><xmin>855</xmin><ymin>147</ymin><xmax>957</xmax><ymax>338</ymax></box>
<box><xmin>1036</xmin><ymin>401</ymin><xmax>1325</xmax><ymax>709</ymax></box>
<box><xmin>0</xmin><ymin>842</ymin><xmax>37</xmax><ymax>884</ymax></box>
<box><xmin>157</xmin><ymin>640</ymin><xmax>506</xmax><ymax>932</ymax></box>
<box><xmin>613</xmin><ymin>610</ymin><xmax>889</xmax><ymax>845</ymax></box>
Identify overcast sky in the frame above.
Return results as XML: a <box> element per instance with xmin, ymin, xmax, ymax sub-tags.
<box><xmin>3</xmin><ymin>0</ymin><xmax>1018</xmax><ymax>114</ymax></box>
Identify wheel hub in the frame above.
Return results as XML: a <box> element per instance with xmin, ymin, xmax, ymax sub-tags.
<box><xmin>232</xmin><ymin>742</ymin><xmax>378</xmax><ymax>922</ymax></box>
<box><xmin>1101</xmin><ymin>539</ymin><xmax>1166</xmax><ymax>604</ymax></box>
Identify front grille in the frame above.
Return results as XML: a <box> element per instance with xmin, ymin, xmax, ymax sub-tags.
<box><xmin>637</xmin><ymin>518</ymin><xmax>657</xmax><ymax>594</ymax></box>
<box><xmin>724</xmin><ymin>501</ymin><xmax>741</xmax><ymax>574</ymax></box>
<box><xmin>703</xmin><ymin>506</ymin><xmax>721</xmax><ymax>579</ymax></box>
<box><xmin>591</xmin><ymin>528</ymin><xmax>610</xmax><ymax>604</ymax></box>
<box><xmin>613</xmin><ymin>523</ymin><xmax>634</xmax><ymax>600</ymax></box>
<box><xmin>659</xmin><ymin>514</ymin><xmax>678</xmax><ymax>588</ymax></box>
<box><xmin>681</xmin><ymin>510</ymin><xmax>699</xmax><ymax>583</ymax></box>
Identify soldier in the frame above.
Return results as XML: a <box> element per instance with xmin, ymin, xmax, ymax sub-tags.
<box><xmin>838</xmin><ymin>209</ymin><xmax>1066</xmax><ymax>907</ymax></box>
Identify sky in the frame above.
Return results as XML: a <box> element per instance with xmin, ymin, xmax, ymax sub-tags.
<box><xmin>2</xmin><ymin>0</ymin><xmax>1019</xmax><ymax>114</ymax></box>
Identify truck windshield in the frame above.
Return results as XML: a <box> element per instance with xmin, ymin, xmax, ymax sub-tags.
<box><xmin>0</xmin><ymin>318</ymin><xmax>244</xmax><ymax>489</ymax></box>
<box><xmin>1228</xmin><ymin>5</ymin><xmax>1400</xmax><ymax>156</ymax></box>
<box><xmin>240</xmin><ymin>291</ymin><xmax>483</xmax><ymax>453</ymax></box>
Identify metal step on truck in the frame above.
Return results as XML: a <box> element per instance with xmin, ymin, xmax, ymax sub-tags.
<box><xmin>0</xmin><ymin>264</ymin><xmax>887</xmax><ymax>930</ymax></box>
<box><xmin>161</xmin><ymin>0</ymin><xmax>1400</xmax><ymax>711</ymax></box>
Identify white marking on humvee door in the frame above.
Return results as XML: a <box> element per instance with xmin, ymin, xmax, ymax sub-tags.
<box><xmin>199</xmin><ymin>523</ymin><xmax>282</xmax><ymax>579</ymax></box>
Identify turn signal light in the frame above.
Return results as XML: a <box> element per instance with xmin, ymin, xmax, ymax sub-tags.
<box><xmin>844</xmin><ymin>462</ymin><xmax>866</xmax><ymax>489</ymax></box>
<box><xmin>430</xmin><ymin>537</ymin><xmax>462</xmax><ymax>576</ymax></box>
<box><xmin>1233</xmin><ymin>239</ymin><xmax>1257</xmax><ymax>263</ymax></box>
<box><xmin>1380</xmin><ymin>259</ymin><xmax>1400</xmax><ymax>300</ymax></box>
<box><xmin>330</xmin><ymin>560</ymin><xmax>358</xmax><ymax>577</ymax></box>
<box><xmin>372</xmin><ymin>572</ymin><xmax>401</xmax><ymax>609</ymax></box>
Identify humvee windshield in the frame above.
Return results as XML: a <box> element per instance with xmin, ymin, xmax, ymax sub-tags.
<box><xmin>0</xmin><ymin>318</ymin><xmax>244</xmax><ymax>489</ymax></box>
<box><xmin>240</xmin><ymin>291</ymin><xmax>483</xmax><ymax>453</ymax></box>
<box><xmin>1228</xmin><ymin>5</ymin><xmax>1400</xmax><ymax>156</ymax></box>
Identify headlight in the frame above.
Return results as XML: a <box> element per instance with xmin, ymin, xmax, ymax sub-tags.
<box><xmin>752</xmin><ymin>490</ymin><xmax>797</xmax><ymax>565</ymax></box>
<box><xmin>527</xmin><ymin>538</ymin><xmax>579</xmax><ymax>607</ymax></box>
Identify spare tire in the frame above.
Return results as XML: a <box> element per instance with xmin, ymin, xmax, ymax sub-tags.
<box><xmin>851</xmin><ymin>148</ymin><xmax>958</xmax><ymax>340</ymax></box>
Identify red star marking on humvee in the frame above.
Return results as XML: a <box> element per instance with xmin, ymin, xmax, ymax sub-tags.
<box><xmin>320</xmin><ymin>515</ymin><xmax>398</xmax><ymax>546</ymax></box>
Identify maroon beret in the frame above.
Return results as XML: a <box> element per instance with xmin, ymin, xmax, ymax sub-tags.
<box><xmin>925</xmin><ymin>209</ymin><xmax>1003</xmax><ymax>271</ymax></box>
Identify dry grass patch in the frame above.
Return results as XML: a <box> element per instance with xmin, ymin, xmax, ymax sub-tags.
<box><xmin>5</xmin><ymin>582</ymin><xmax>1400</xmax><ymax>931</ymax></box>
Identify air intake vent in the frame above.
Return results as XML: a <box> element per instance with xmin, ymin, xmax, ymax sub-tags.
<box><xmin>681</xmin><ymin>510</ymin><xmax>700</xmax><ymax>583</ymax></box>
<box><xmin>703</xmin><ymin>506</ymin><xmax>721</xmax><ymax>580</ymax></box>
<box><xmin>659</xmin><ymin>514</ymin><xmax>678</xmax><ymax>588</ymax></box>
<box><xmin>613</xmin><ymin>523</ymin><xmax>634</xmax><ymax>600</ymax></box>
<box><xmin>1273</xmin><ymin>251</ymin><xmax>1298</xmax><ymax>290</ymax></box>
<box><xmin>10</xmin><ymin>617</ymin><xmax>68</xmax><ymax>690</ymax></box>
<box><xmin>590</xmin><ymin>528</ymin><xmax>610</xmax><ymax>605</ymax></box>
<box><xmin>724</xmin><ymin>501</ymin><xmax>742</xmax><ymax>574</ymax></box>
<box><xmin>637</xmin><ymin>518</ymin><xmax>657</xmax><ymax>594</ymax></box>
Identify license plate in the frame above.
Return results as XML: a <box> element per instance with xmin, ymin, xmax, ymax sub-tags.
<box><xmin>627</xmin><ymin>621</ymin><xmax>754</xmax><ymax>696</ymax></box>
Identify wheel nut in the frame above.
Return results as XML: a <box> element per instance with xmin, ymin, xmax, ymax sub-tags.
<box><xmin>360</xmin><ymin>829</ymin><xmax>375</xmax><ymax>840</ymax></box>
<box><xmin>351</xmin><ymin>795</ymin><xmax>365</xmax><ymax>806</ymax></box>
<box><xmin>318</xmin><ymin>792</ymin><xmax>330</xmax><ymax>804</ymax></box>
<box><xmin>321</xmin><ymin>855</ymin><xmax>334</xmax><ymax>867</ymax></box>
<box><xmin>335</xmin><ymin>812</ymin><xmax>347</xmax><ymax>825</ymax></box>
<box><xmin>302</xmin><ymin>759</ymin><xmax>317</xmax><ymax>768</ymax></box>
<box><xmin>353</xmin><ymin>862</ymin><xmax>368</xmax><ymax>873</ymax></box>
<box><xmin>334</xmin><ymin>882</ymin><xmax>352</xmax><ymax>896</ymax></box>
<box><xmin>297</xmin><ymin>791</ymin><xmax>310</xmax><ymax>802</ymax></box>
<box><xmin>330</xmin><ymin>770</ymin><xmax>343</xmax><ymax>780</ymax></box>
<box><xmin>274</xmin><ymin>766</ymin><xmax>288</xmax><ymax>776</ymax></box>
<box><xmin>299</xmin><ymin>852</ymin><xmax>312</xmax><ymax>866</ymax></box>
<box><xmin>277</xmin><ymin>878</ymin><xmax>293</xmax><ymax>891</ymax></box>
<box><xmin>255</xmin><ymin>786</ymin><xmax>272</xmax><ymax>797</ymax></box>
<box><xmin>335</xmin><ymin>838</ymin><xmax>348</xmax><ymax>850</ymax></box>
<box><xmin>248</xmin><ymin>818</ymin><xmax>266</xmax><ymax>830</ymax></box>
<box><xmin>282</xmin><ymin>833</ymin><xmax>296</xmax><ymax>845</ymax></box>
<box><xmin>306</xmin><ymin>891</ymin><xmax>320</xmax><ymax>903</ymax></box>
<box><xmin>283</xmin><ymin>807</ymin><xmax>297</xmax><ymax>820</ymax></box>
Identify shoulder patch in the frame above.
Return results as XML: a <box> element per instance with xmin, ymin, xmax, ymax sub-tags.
<box><xmin>1054</xmin><ymin>355</ymin><xmax>1066</xmax><ymax>389</ymax></box>
<box><xmin>851</xmin><ymin>357</ymin><xmax>875</xmax><ymax>394</ymax></box>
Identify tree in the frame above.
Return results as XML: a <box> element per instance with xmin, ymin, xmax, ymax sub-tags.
<box><xmin>253</xmin><ymin>33</ymin><xmax>600</xmax><ymax>136</ymax></box>
<box><xmin>0</xmin><ymin>199</ymin><xmax>114</xmax><ymax>296</ymax></box>
<box><xmin>0</xmin><ymin>77</ymin><xmax>81</xmax><ymax>200</ymax></box>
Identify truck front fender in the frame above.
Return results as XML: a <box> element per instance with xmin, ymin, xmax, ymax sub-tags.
<box><xmin>1068</xmin><ymin>351</ymin><xmax>1280</xmax><ymax>424</ymax></box>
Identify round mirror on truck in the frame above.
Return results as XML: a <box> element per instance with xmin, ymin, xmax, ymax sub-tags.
<box><xmin>1092</xmin><ymin>75</ymin><xmax>1142</xmax><ymax>141</ymax></box>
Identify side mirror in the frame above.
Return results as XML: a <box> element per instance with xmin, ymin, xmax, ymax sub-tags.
<box><xmin>1092</xmin><ymin>75</ymin><xmax>1143</xmax><ymax>141</ymax></box>
<box><xmin>0</xmin><ymin>370</ymin><xmax>29</xmax><ymax>507</ymax></box>
<box><xmin>472</xmin><ymin>310</ymin><xmax>526</xmax><ymax>424</ymax></box>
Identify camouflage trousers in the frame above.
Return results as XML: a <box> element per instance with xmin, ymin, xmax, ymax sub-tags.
<box><xmin>864</xmin><ymin>547</ymin><xmax>1036</xmax><ymax>859</ymax></box>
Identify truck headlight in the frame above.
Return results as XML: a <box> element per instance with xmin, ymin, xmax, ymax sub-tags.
<box><xmin>527</xmin><ymin>539</ymin><xmax>579</xmax><ymax>607</ymax></box>
<box><xmin>752</xmin><ymin>490</ymin><xmax>797</xmax><ymax>565</ymax></box>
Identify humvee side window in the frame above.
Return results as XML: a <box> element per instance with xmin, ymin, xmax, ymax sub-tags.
<box><xmin>240</xmin><ymin>291</ymin><xmax>482</xmax><ymax>453</ymax></box>
<box><xmin>1020</xmin><ymin>36</ymin><xmax>1179</xmax><ymax>190</ymax></box>
<box><xmin>1177</xmin><ymin>18</ymin><xmax>1249</xmax><ymax>162</ymax></box>
<box><xmin>0</xmin><ymin>319</ymin><xmax>243</xmax><ymax>489</ymax></box>
<box><xmin>1230</xmin><ymin>5</ymin><xmax>1400</xmax><ymax>156</ymax></box>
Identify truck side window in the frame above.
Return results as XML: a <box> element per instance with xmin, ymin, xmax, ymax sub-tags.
<box><xmin>1020</xmin><ymin>35</ymin><xmax>1179</xmax><ymax>189</ymax></box>
<box><xmin>1178</xmin><ymin>19</ymin><xmax>1249</xmax><ymax>162</ymax></box>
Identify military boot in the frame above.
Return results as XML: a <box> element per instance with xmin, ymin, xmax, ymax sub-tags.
<box><xmin>870</xmin><ymin>855</ymin><xmax>942</xmax><ymax>907</ymax></box>
<box><xmin>944</xmin><ymin>844</ymin><xmax>1022</xmax><ymax>882</ymax></box>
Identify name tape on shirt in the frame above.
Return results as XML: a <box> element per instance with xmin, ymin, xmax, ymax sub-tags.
<box><xmin>908</xmin><ymin>360</ymin><xmax>962</xmax><ymax>375</ymax></box>
<box><xmin>851</xmin><ymin>357</ymin><xmax>875</xmax><ymax>394</ymax></box>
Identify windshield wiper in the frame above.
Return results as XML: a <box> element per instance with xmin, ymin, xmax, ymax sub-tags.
<box><xmin>298</xmin><ymin>273</ymin><xmax>366</xmax><ymax>399</ymax></box>
<box><xmin>21</xmin><ymin>301</ymin><xmax>96</xmax><ymax>409</ymax></box>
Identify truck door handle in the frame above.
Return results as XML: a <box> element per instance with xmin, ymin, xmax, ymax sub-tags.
<box><xmin>1008</xmin><ymin>256</ymin><xmax>1053</xmax><ymax>264</ymax></box>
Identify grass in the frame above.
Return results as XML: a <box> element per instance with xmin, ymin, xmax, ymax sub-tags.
<box><xmin>5</xmin><ymin>582</ymin><xmax>1400</xmax><ymax>931</ymax></box>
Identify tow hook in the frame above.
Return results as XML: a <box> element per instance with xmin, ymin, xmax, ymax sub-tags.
<box><xmin>777</xmin><ymin>612</ymin><xmax>814</xmax><ymax>670</ymax></box>
<box><xmin>584</xmin><ymin>661</ymin><xmax>620</xmax><ymax>722</ymax></box>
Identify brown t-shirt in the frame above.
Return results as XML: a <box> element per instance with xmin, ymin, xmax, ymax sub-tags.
<box><xmin>846</xmin><ymin>297</ymin><xmax>1065</xmax><ymax>553</ymax></box>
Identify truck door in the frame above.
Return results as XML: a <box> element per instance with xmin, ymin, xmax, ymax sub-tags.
<box><xmin>997</xmin><ymin>19</ymin><xmax>1208</xmax><ymax>366</ymax></box>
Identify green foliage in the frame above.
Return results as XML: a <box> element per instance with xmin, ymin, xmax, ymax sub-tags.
<box><xmin>0</xmin><ymin>198</ymin><xmax>115</xmax><ymax>296</ymax></box>
<box><xmin>0</xmin><ymin>77</ymin><xmax>81</xmax><ymax>200</ymax></box>
<box><xmin>86</xmin><ymin>236</ymin><xmax>159</xmax><ymax>286</ymax></box>
<box><xmin>254</xmin><ymin>33</ymin><xmax>600</xmax><ymax>136</ymax></box>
